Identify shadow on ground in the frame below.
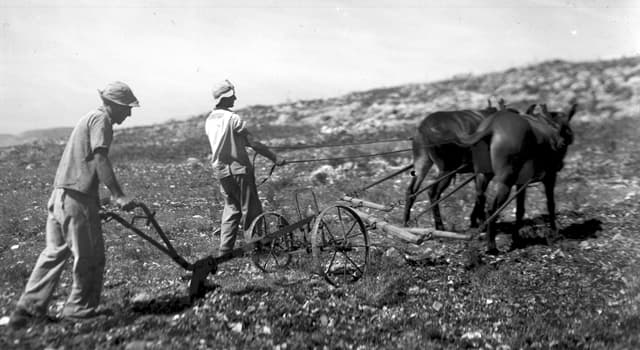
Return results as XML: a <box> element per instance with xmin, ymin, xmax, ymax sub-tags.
<box><xmin>492</xmin><ymin>215</ymin><xmax>603</xmax><ymax>250</ymax></box>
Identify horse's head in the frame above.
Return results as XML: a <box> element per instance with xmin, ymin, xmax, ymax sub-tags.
<box><xmin>541</xmin><ymin>103</ymin><xmax>577</xmax><ymax>145</ymax></box>
<box><xmin>540</xmin><ymin>103</ymin><xmax>578</xmax><ymax>169</ymax></box>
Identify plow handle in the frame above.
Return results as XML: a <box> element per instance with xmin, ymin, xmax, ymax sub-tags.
<box><xmin>101</xmin><ymin>202</ymin><xmax>192</xmax><ymax>270</ymax></box>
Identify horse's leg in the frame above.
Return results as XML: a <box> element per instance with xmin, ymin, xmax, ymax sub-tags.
<box><xmin>429</xmin><ymin>169</ymin><xmax>454</xmax><ymax>231</ymax></box>
<box><xmin>403</xmin><ymin>152</ymin><xmax>432</xmax><ymax>226</ymax></box>
<box><xmin>512</xmin><ymin>184</ymin><xmax>527</xmax><ymax>249</ymax></box>
<box><xmin>470</xmin><ymin>173</ymin><xmax>492</xmax><ymax>228</ymax></box>
<box><xmin>543</xmin><ymin>173</ymin><xmax>559</xmax><ymax>244</ymax></box>
<box><xmin>486</xmin><ymin>180</ymin><xmax>512</xmax><ymax>255</ymax></box>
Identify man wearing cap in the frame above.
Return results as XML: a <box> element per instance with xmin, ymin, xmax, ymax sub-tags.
<box><xmin>9</xmin><ymin>81</ymin><xmax>139</xmax><ymax>328</ymax></box>
<box><xmin>206</xmin><ymin>79</ymin><xmax>285</xmax><ymax>256</ymax></box>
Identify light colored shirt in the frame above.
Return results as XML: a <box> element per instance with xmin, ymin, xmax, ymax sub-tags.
<box><xmin>53</xmin><ymin>107</ymin><xmax>113</xmax><ymax>197</ymax></box>
<box><xmin>205</xmin><ymin>109</ymin><xmax>251</xmax><ymax>178</ymax></box>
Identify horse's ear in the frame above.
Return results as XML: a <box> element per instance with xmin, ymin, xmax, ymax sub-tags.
<box><xmin>525</xmin><ymin>104</ymin><xmax>537</xmax><ymax>115</ymax></box>
<box><xmin>567</xmin><ymin>103</ymin><xmax>578</xmax><ymax>121</ymax></box>
<box><xmin>540</xmin><ymin>104</ymin><xmax>549</xmax><ymax>115</ymax></box>
<box><xmin>498</xmin><ymin>98</ymin><xmax>506</xmax><ymax>110</ymax></box>
<box><xmin>487</xmin><ymin>99</ymin><xmax>492</xmax><ymax>108</ymax></box>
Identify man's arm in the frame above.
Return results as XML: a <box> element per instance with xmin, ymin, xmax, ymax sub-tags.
<box><xmin>94</xmin><ymin>148</ymin><xmax>135</xmax><ymax>210</ymax></box>
<box><xmin>246</xmin><ymin>132</ymin><xmax>285</xmax><ymax>165</ymax></box>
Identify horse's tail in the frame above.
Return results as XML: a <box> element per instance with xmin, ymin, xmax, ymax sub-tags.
<box><xmin>457</xmin><ymin>113</ymin><xmax>497</xmax><ymax>146</ymax></box>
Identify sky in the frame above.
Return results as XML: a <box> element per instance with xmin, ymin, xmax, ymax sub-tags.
<box><xmin>1</xmin><ymin>0</ymin><xmax>639</xmax><ymax>134</ymax></box>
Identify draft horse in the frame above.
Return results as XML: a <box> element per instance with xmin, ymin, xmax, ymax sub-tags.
<box><xmin>403</xmin><ymin>100</ymin><xmax>506</xmax><ymax>229</ymax></box>
<box><xmin>460</xmin><ymin>103</ymin><xmax>578</xmax><ymax>254</ymax></box>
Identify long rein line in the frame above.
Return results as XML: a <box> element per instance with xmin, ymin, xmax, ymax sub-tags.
<box><xmin>285</xmin><ymin>148</ymin><xmax>412</xmax><ymax>164</ymax></box>
<box><xmin>254</xmin><ymin>148</ymin><xmax>413</xmax><ymax>187</ymax></box>
<box><xmin>269</xmin><ymin>137</ymin><xmax>412</xmax><ymax>150</ymax></box>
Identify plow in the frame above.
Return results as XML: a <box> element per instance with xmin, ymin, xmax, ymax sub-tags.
<box><xmin>101</xmin><ymin>163</ymin><xmax>479</xmax><ymax>300</ymax></box>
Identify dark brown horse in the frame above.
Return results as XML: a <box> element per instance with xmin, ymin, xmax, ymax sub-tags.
<box><xmin>460</xmin><ymin>103</ymin><xmax>578</xmax><ymax>254</ymax></box>
<box><xmin>403</xmin><ymin>101</ymin><xmax>501</xmax><ymax>229</ymax></box>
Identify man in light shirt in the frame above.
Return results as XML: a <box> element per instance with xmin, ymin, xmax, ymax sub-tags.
<box><xmin>9</xmin><ymin>81</ymin><xmax>139</xmax><ymax>328</ymax></box>
<box><xmin>205</xmin><ymin>79</ymin><xmax>285</xmax><ymax>256</ymax></box>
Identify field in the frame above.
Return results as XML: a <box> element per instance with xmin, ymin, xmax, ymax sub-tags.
<box><xmin>1</xmin><ymin>107</ymin><xmax>639</xmax><ymax>349</ymax></box>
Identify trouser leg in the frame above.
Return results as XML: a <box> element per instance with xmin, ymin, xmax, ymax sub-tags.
<box><xmin>239</xmin><ymin>173</ymin><xmax>263</xmax><ymax>231</ymax></box>
<box><xmin>87</xmin><ymin>200</ymin><xmax>105</xmax><ymax>308</ymax></box>
<box><xmin>16</xmin><ymin>189</ymin><xmax>71</xmax><ymax>315</ymax></box>
<box><xmin>219</xmin><ymin>176</ymin><xmax>242</xmax><ymax>253</ymax></box>
<box><xmin>61</xmin><ymin>191</ymin><xmax>105</xmax><ymax>318</ymax></box>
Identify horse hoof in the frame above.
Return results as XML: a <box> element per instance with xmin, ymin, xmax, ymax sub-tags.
<box><xmin>510</xmin><ymin>237</ymin><xmax>525</xmax><ymax>250</ymax></box>
<box><xmin>486</xmin><ymin>248</ymin><xmax>500</xmax><ymax>256</ymax></box>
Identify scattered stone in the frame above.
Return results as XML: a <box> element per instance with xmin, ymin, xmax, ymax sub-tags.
<box><xmin>320</xmin><ymin>314</ymin><xmax>329</xmax><ymax>327</ymax></box>
<box><xmin>384</xmin><ymin>247</ymin><xmax>405</xmax><ymax>265</ymax></box>
<box><xmin>186</xmin><ymin>157</ymin><xmax>203</xmax><ymax>169</ymax></box>
<box><xmin>461</xmin><ymin>330</ymin><xmax>482</xmax><ymax>340</ymax></box>
<box><xmin>309</xmin><ymin>165</ymin><xmax>335</xmax><ymax>185</ymax></box>
<box><xmin>579</xmin><ymin>241</ymin><xmax>591</xmax><ymax>250</ymax></box>
<box><xmin>461</xmin><ymin>330</ymin><xmax>483</xmax><ymax>347</ymax></box>
<box><xmin>230</xmin><ymin>322</ymin><xmax>243</xmax><ymax>333</ymax></box>
<box><xmin>131</xmin><ymin>292</ymin><xmax>152</xmax><ymax>304</ymax></box>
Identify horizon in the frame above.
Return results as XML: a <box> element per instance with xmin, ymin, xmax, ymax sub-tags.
<box><xmin>1</xmin><ymin>0</ymin><xmax>639</xmax><ymax>134</ymax></box>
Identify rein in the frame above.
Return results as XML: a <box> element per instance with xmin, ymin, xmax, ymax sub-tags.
<box><xmin>254</xmin><ymin>148</ymin><xmax>412</xmax><ymax>187</ymax></box>
<box><xmin>270</xmin><ymin>137</ymin><xmax>411</xmax><ymax>150</ymax></box>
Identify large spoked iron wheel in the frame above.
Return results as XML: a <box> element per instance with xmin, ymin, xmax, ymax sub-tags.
<box><xmin>245</xmin><ymin>212</ymin><xmax>292</xmax><ymax>273</ymax></box>
<box><xmin>311</xmin><ymin>205</ymin><xmax>369</xmax><ymax>287</ymax></box>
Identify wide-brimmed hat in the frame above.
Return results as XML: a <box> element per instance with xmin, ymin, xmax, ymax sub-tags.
<box><xmin>212</xmin><ymin>79</ymin><xmax>235</xmax><ymax>104</ymax></box>
<box><xmin>98</xmin><ymin>81</ymin><xmax>140</xmax><ymax>107</ymax></box>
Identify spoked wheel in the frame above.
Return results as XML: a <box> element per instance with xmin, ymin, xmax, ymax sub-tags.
<box><xmin>311</xmin><ymin>205</ymin><xmax>369</xmax><ymax>287</ymax></box>
<box><xmin>245</xmin><ymin>212</ymin><xmax>292</xmax><ymax>273</ymax></box>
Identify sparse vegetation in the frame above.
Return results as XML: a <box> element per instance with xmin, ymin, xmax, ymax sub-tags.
<box><xmin>1</xmin><ymin>57</ymin><xmax>640</xmax><ymax>349</ymax></box>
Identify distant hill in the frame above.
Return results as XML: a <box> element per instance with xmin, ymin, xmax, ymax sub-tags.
<box><xmin>233</xmin><ymin>56</ymin><xmax>640</xmax><ymax>133</ymax></box>
<box><xmin>112</xmin><ymin>56</ymin><xmax>639</xmax><ymax>144</ymax></box>
<box><xmin>0</xmin><ymin>134</ymin><xmax>19</xmax><ymax>147</ymax></box>
<box><xmin>0</xmin><ymin>127</ymin><xmax>73</xmax><ymax>147</ymax></box>
<box><xmin>5</xmin><ymin>56</ymin><xmax>639</xmax><ymax>148</ymax></box>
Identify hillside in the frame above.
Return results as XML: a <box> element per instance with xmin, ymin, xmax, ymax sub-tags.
<box><xmin>4</xmin><ymin>56</ymin><xmax>639</xmax><ymax>149</ymax></box>
<box><xmin>0</xmin><ymin>127</ymin><xmax>73</xmax><ymax>147</ymax></box>
<box><xmin>115</xmin><ymin>56</ymin><xmax>639</xmax><ymax>145</ymax></box>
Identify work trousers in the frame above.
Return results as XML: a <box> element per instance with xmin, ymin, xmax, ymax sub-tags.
<box><xmin>17</xmin><ymin>188</ymin><xmax>105</xmax><ymax>318</ymax></box>
<box><xmin>218</xmin><ymin>173</ymin><xmax>262</xmax><ymax>254</ymax></box>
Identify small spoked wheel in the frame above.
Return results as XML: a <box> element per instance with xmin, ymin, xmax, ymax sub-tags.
<box><xmin>245</xmin><ymin>212</ymin><xmax>292</xmax><ymax>273</ymax></box>
<box><xmin>311</xmin><ymin>205</ymin><xmax>369</xmax><ymax>287</ymax></box>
